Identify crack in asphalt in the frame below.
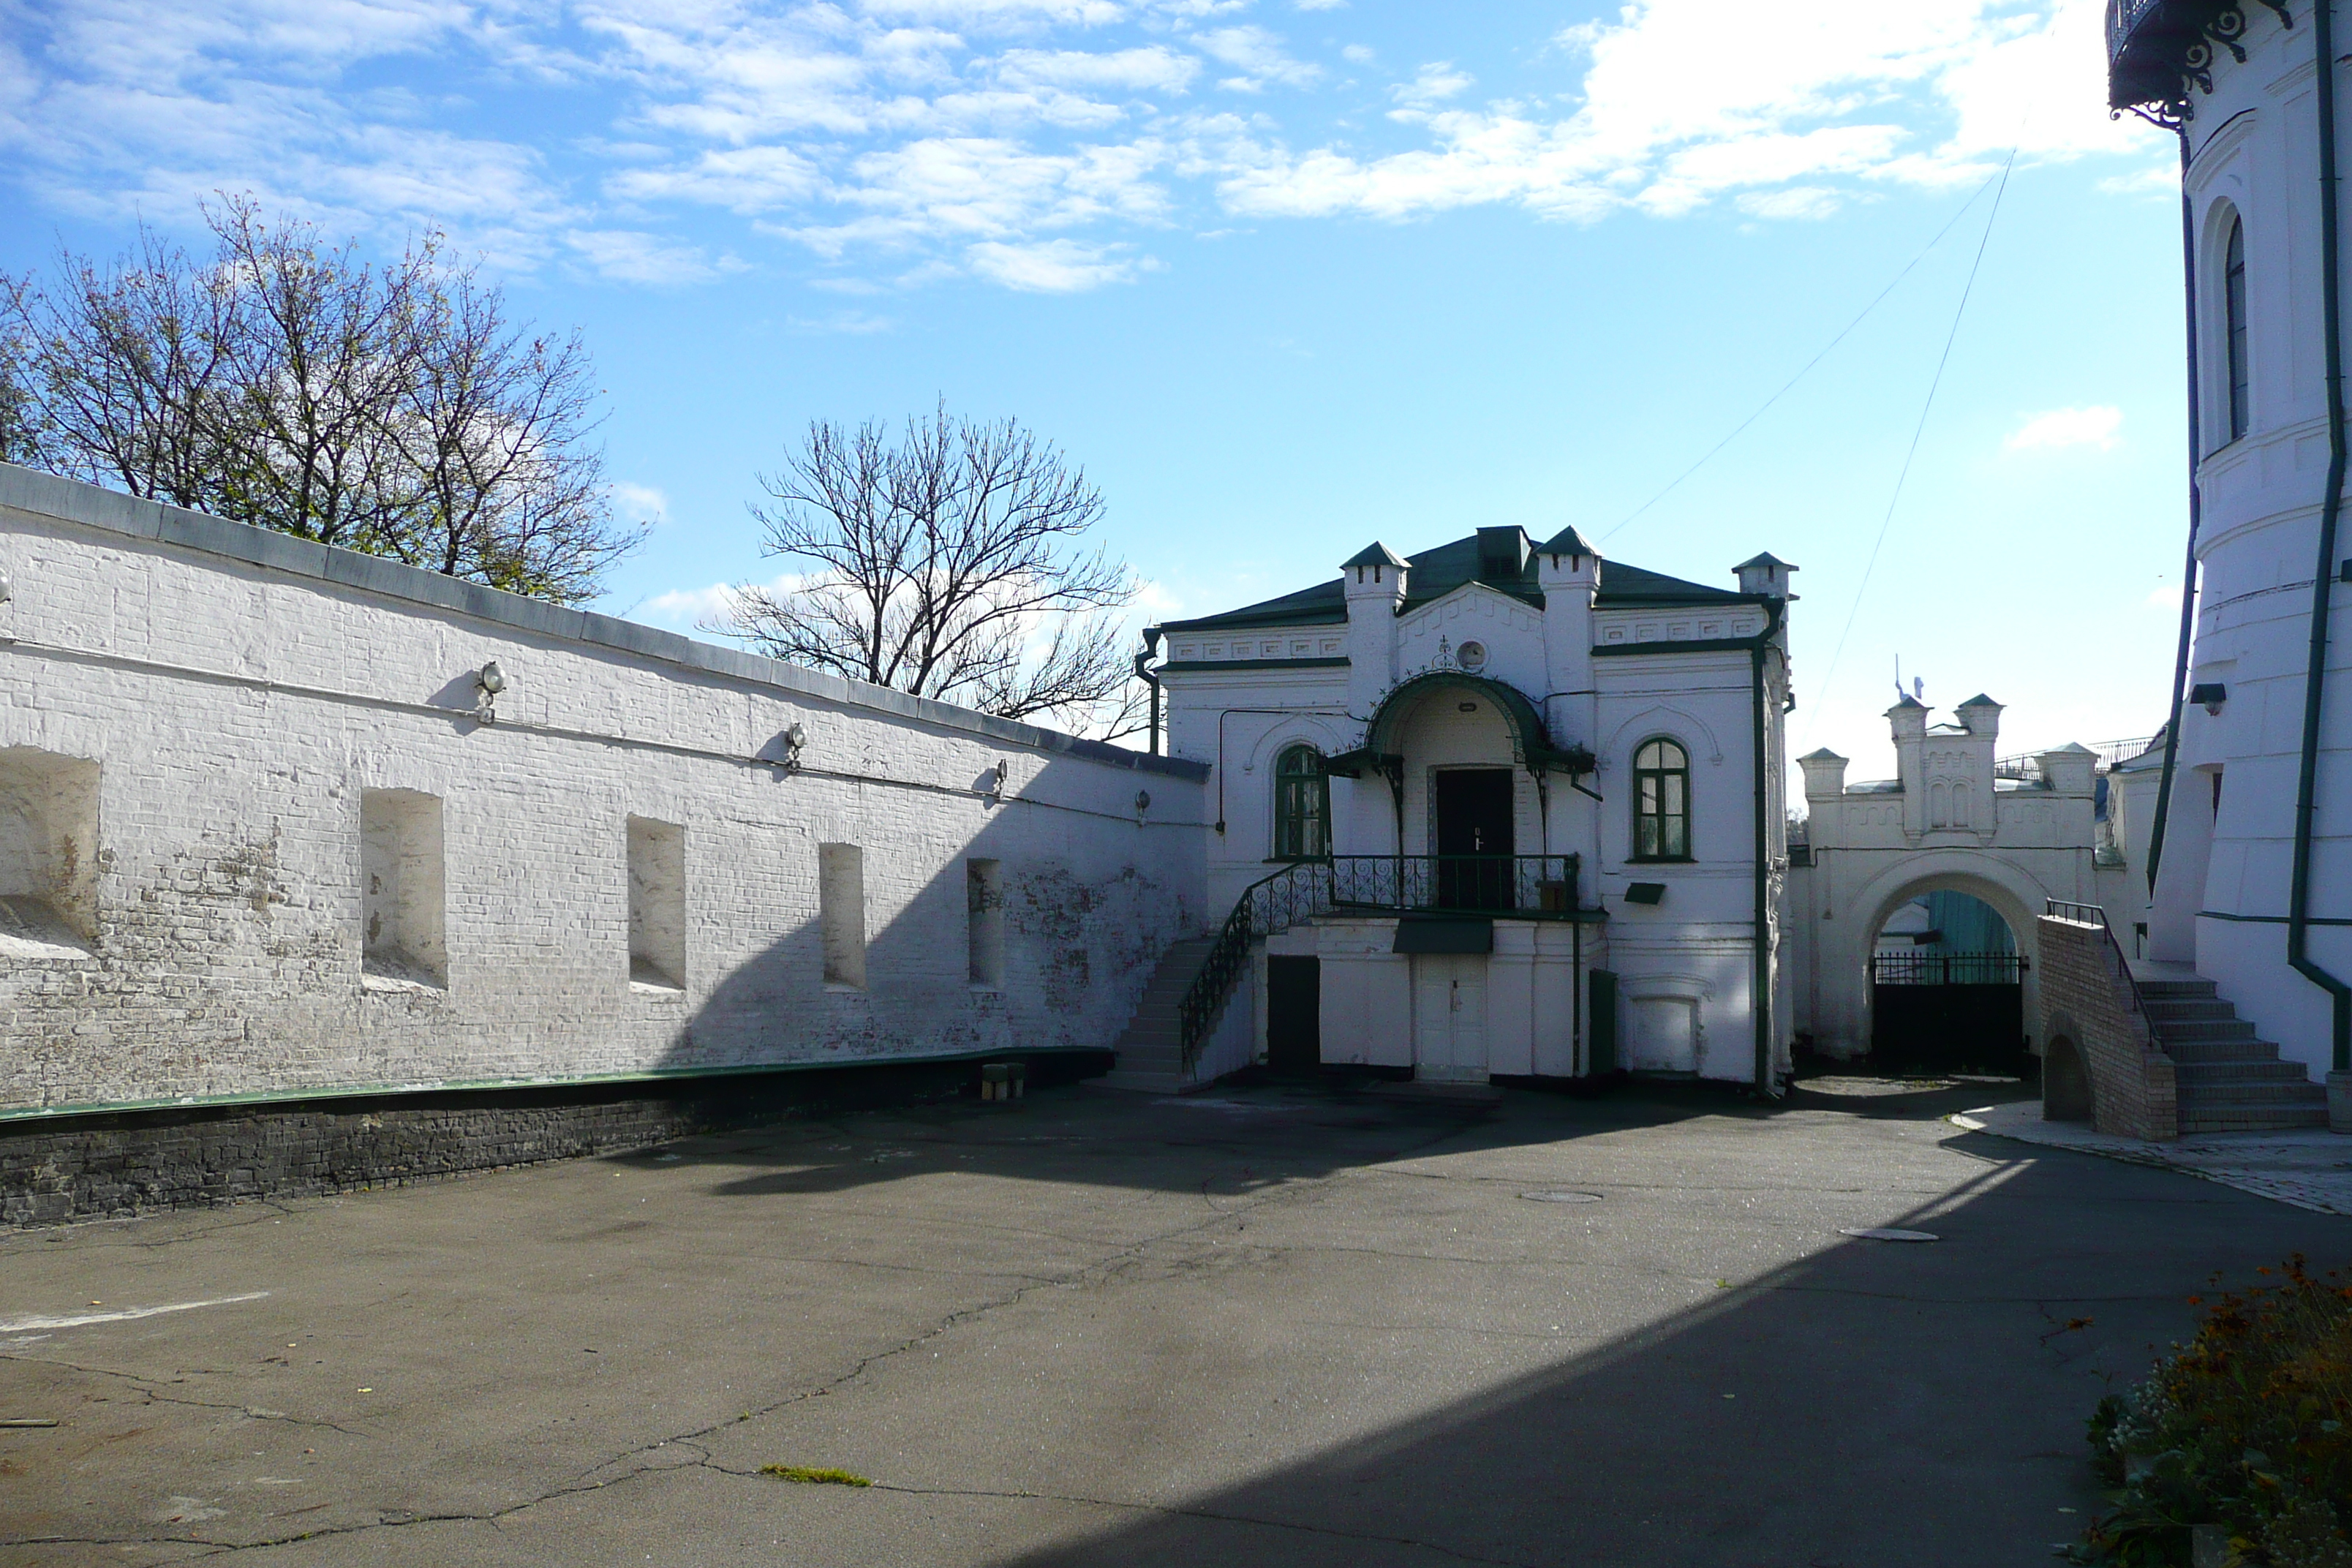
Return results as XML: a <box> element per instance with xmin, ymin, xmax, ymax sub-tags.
<box><xmin>0</xmin><ymin>1352</ymin><xmax>370</xmax><ymax>1437</ymax></box>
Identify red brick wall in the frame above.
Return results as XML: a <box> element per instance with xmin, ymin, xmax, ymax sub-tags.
<box><xmin>2036</xmin><ymin>915</ymin><xmax>2177</xmax><ymax>1142</ymax></box>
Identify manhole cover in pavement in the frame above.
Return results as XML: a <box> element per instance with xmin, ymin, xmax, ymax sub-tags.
<box><xmin>1520</xmin><ymin>1191</ymin><xmax>1603</xmax><ymax>1204</ymax></box>
<box><xmin>1840</xmin><ymin>1227</ymin><xmax>1940</xmax><ymax>1243</ymax></box>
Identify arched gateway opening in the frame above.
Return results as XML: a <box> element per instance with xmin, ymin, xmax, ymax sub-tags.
<box><xmin>1865</xmin><ymin>886</ymin><xmax>2029</xmax><ymax>1074</ymax></box>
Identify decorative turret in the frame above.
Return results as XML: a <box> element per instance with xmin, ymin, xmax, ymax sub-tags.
<box><xmin>1534</xmin><ymin>524</ymin><xmax>1599</xmax><ymax>591</ymax></box>
<box><xmin>2038</xmin><ymin>741</ymin><xmax>2097</xmax><ymax>798</ymax></box>
<box><xmin>1535</xmin><ymin>524</ymin><xmax>1601</xmax><ymax>750</ymax></box>
<box><xmin>1798</xmin><ymin>747</ymin><xmax>1850</xmax><ymax>800</ymax></box>
<box><xmin>1734</xmin><ymin>551</ymin><xmax>1797</xmax><ymax>599</ymax></box>
<box><xmin>1342</xmin><ymin>542</ymin><xmax>1409</xmax><ymax>712</ymax></box>
<box><xmin>1955</xmin><ymin>693</ymin><xmax>2003</xmax><ymax>739</ymax></box>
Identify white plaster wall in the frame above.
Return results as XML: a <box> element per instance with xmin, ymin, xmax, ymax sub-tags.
<box><xmin>0</xmin><ymin>467</ymin><xmax>1207</xmax><ymax>1115</ymax></box>
<box><xmin>2160</xmin><ymin>12</ymin><xmax>2352</xmax><ymax>1077</ymax></box>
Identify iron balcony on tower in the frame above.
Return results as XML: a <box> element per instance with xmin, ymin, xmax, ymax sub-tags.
<box><xmin>2107</xmin><ymin>0</ymin><xmax>2286</xmax><ymax>117</ymax></box>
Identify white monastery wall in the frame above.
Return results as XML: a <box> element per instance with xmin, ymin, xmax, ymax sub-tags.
<box><xmin>0</xmin><ymin>464</ymin><xmax>1206</xmax><ymax>1117</ymax></box>
<box><xmin>2143</xmin><ymin>7</ymin><xmax>2352</xmax><ymax>1078</ymax></box>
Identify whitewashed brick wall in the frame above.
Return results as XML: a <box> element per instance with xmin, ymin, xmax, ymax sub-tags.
<box><xmin>0</xmin><ymin>465</ymin><xmax>1207</xmax><ymax>1116</ymax></box>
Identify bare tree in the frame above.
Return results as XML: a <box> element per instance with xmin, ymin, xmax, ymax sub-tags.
<box><xmin>387</xmin><ymin>256</ymin><xmax>637</xmax><ymax>601</ymax></box>
<box><xmin>0</xmin><ymin>198</ymin><xmax>640</xmax><ymax>606</ymax></box>
<box><xmin>714</xmin><ymin>404</ymin><xmax>1147</xmax><ymax>739</ymax></box>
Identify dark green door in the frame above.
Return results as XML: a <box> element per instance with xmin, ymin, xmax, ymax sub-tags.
<box><xmin>1587</xmin><ymin>969</ymin><xmax>1618</xmax><ymax>1077</ymax></box>
<box><xmin>1267</xmin><ymin>956</ymin><xmax>1322</xmax><ymax>1073</ymax></box>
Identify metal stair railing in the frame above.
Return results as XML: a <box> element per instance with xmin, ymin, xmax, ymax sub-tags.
<box><xmin>1174</xmin><ymin>853</ymin><xmax>1587</xmax><ymax>1069</ymax></box>
<box><xmin>1177</xmin><ymin>861</ymin><xmax>1335</xmax><ymax>1068</ymax></box>
<box><xmin>2046</xmin><ymin>897</ymin><xmax>2155</xmax><ymax>1032</ymax></box>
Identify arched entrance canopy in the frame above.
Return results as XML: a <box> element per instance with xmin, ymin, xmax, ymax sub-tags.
<box><xmin>1325</xmin><ymin>671</ymin><xmax>1594</xmax><ymax>780</ymax></box>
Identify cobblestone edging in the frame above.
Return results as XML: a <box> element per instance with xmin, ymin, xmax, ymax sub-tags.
<box><xmin>0</xmin><ymin>1055</ymin><xmax>1109</xmax><ymax>1225</ymax></box>
<box><xmin>1953</xmin><ymin>1101</ymin><xmax>2352</xmax><ymax>1215</ymax></box>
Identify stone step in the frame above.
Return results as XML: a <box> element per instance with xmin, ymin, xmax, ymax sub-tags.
<box><xmin>2182</xmin><ymin>1106</ymin><xmax>2331</xmax><ymax>1132</ymax></box>
<box><xmin>2136</xmin><ymin>978</ymin><xmax>2219</xmax><ymax>998</ymax></box>
<box><xmin>1097</xmin><ymin>1068</ymin><xmax>1192</xmax><ymax>1093</ymax></box>
<box><xmin>2179</xmin><ymin>1082</ymin><xmax>2331</xmax><ymax>1109</ymax></box>
<box><xmin>2163</xmin><ymin>1038</ymin><xmax>2296</xmax><ymax>1064</ymax></box>
<box><xmin>2141</xmin><ymin>998</ymin><xmax>2238</xmax><ymax>1022</ymax></box>
<box><xmin>2173</xmin><ymin>1059</ymin><xmax>2318</xmax><ymax>1085</ymax></box>
<box><xmin>2150</xmin><ymin>1017</ymin><xmax>2260</xmax><ymax>1043</ymax></box>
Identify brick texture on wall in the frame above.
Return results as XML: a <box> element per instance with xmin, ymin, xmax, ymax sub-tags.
<box><xmin>1</xmin><ymin>1055</ymin><xmax>1109</xmax><ymax>1225</ymax></box>
<box><xmin>0</xmin><ymin>466</ymin><xmax>1208</xmax><ymax>1121</ymax></box>
<box><xmin>2037</xmin><ymin>913</ymin><xmax>2177</xmax><ymax>1141</ymax></box>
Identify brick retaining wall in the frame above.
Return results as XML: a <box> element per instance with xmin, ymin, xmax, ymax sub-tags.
<box><xmin>2037</xmin><ymin>914</ymin><xmax>2176</xmax><ymax>1141</ymax></box>
<box><xmin>0</xmin><ymin>1054</ymin><xmax>1109</xmax><ymax>1225</ymax></box>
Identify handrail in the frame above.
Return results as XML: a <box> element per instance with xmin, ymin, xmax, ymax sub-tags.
<box><xmin>1177</xmin><ymin>862</ymin><xmax>1334</xmax><ymax>1066</ymax></box>
<box><xmin>2045</xmin><ymin>898</ymin><xmax>2157</xmax><ymax>1037</ymax></box>
<box><xmin>1174</xmin><ymin>853</ymin><xmax>1588</xmax><ymax>1068</ymax></box>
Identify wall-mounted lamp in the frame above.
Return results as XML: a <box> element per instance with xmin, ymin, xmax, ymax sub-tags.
<box><xmin>473</xmin><ymin>660</ymin><xmax>507</xmax><ymax>723</ymax></box>
<box><xmin>993</xmin><ymin>760</ymin><xmax>1009</xmax><ymax>794</ymax></box>
<box><xmin>780</xmin><ymin>722</ymin><xmax>807</xmax><ymax>772</ymax></box>
<box><xmin>0</xmin><ymin>565</ymin><xmax>13</xmax><ymax>604</ymax></box>
<box><xmin>1134</xmin><ymin>789</ymin><xmax>1151</xmax><ymax>815</ymax></box>
<box><xmin>2190</xmin><ymin>681</ymin><xmax>2228</xmax><ymax>717</ymax></box>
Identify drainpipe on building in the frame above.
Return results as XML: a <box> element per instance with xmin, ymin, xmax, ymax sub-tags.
<box><xmin>1748</xmin><ymin>598</ymin><xmax>1788</xmax><ymax>1097</ymax></box>
<box><xmin>2292</xmin><ymin>0</ymin><xmax>2352</xmax><ymax>1083</ymax></box>
<box><xmin>2147</xmin><ymin>127</ymin><xmax>2206</xmax><ymax>898</ymax></box>
<box><xmin>1135</xmin><ymin>628</ymin><xmax>1163</xmax><ymax>755</ymax></box>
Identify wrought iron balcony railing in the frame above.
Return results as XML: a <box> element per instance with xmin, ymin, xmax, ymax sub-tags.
<box><xmin>2106</xmin><ymin>0</ymin><xmax>2273</xmax><ymax>114</ymax></box>
<box><xmin>1327</xmin><ymin>854</ymin><xmax>1581</xmax><ymax>918</ymax></box>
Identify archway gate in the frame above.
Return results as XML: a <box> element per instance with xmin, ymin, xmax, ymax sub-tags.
<box><xmin>1788</xmin><ymin>704</ymin><xmax>2114</xmax><ymax>1065</ymax></box>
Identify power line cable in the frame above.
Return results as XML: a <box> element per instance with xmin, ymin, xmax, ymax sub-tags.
<box><xmin>1599</xmin><ymin>165</ymin><xmax>2010</xmax><ymax>546</ymax></box>
<box><xmin>1804</xmin><ymin>141</ymin><xmax>2021</xmax><ymax>747</ymax></box>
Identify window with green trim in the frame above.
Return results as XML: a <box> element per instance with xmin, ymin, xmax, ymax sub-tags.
<box><xmin>1632</xmin><ymin>738</ymin><xmax>1690</xmax><ymax>862</ymax></box>
<box><xmin>1273</xmin><ymin>745</ymin><xmax>1330</xmax><ymax>860</ymax></box>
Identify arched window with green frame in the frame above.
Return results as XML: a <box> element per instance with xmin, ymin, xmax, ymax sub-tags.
<box><xmin>1632</xmin><ymin>737</ymin><xmax>1691</xmax><ymax>862</ymax></box>
<box><xmin>1273</xmin><ymin>745</ymin><xmax>1330</xmax><ymax>860</ymax></box>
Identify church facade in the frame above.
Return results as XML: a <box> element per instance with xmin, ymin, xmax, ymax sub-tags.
<box><xmin>1147</xmin><ymin>526</ymin><xmax>1795</xmax><ymax>1088</ymax></box>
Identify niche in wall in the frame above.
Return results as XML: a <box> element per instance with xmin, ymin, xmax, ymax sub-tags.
<box><xmin>362</xmin><ymin>788</ymin><xmax>447</xmax><ymax>990</ymax></box>
<box><xmin>0</xmin><ymin>746</ymin><xmax>100</xmax><ymax>957</ymax></box>
<box><xmin>819</xmin><ymin>842</ymin><xmax>865</xmax><ymax>990</ymax></box>
<box><xmin>967</xmin><ymin>858</ymin><xmax>1003</xmax><ymax>988</ymax></box>
<box><xmin>627</xmin><ymin>815</ymin><xmax>687</xmax><ymax>993</ymax></box>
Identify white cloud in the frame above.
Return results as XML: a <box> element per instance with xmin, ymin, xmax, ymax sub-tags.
<box><xmin>1195</xmin><ymin>26</ymin><xmax>1320</xmax><ymax>91</ymax></box>
<box><xmin>0</xmin><ymin>0</ymin><xmax>2174</xmax><ymax>297</ymax></box>
<box><xmin>565</xmin><ymin>228</ymin><xmax>740</xmax><ymax>284</ymax></box>
<box><xmin>1735</xmin><ymin>184</ymin><xmax>1847</xmax><ymax>220</ymax></box>
<box><xmin>997</xmin><ymin>45</ymin><xmax>1197</xmax><ymax>92</ymax></box>
<box><xmin>2007</xmin><ymin>404</ymin><xmax>2124</xmax><ymax>451</ymax></box>
<box><xmin>1215</xmin><ymin>0</ymin><xmax>2155</xmax><ymax>225</ymax></box>
<box><xmin>1393</xmin><ymin>61</ymin><xmax>1471</xmax><ymax>108</ymax></box>
<box><xmin>611</xmin><ymin>481</ymin><xmax>669</xmax><ymax>525</ymax></box>
<box><xmin>968</xmin><ymin>236</ymin><xmax>1149</xmax><ymax>289</ymax></box>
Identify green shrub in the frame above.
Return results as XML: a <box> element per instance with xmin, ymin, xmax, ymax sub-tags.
<box><xmin>2070</xmin><ymin>1257</ymin><xmax>2352</xmax><ymax>1566</ymax></box>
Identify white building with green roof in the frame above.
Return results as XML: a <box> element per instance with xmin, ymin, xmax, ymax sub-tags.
<box><xmin>1133</xmin><ymin>525</ymin><xmax>1795</xmax><ymax>1090</ymax></box>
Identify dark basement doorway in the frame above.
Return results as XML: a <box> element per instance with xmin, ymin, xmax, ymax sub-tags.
<box><xmin>1266</xmin><ymin>955</ymin><xmax>1322</xmax><ymax>1073</ymax></box>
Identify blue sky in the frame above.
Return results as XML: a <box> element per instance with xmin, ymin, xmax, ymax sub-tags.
<box><xmin>0</xmin><ymin>0</ymin><xmax>2188</xmax><ymax>779</ymax></box>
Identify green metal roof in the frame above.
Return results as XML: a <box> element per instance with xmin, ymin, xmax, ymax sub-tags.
<box><xmin>1156</xmin><ymin>529</ymin><xmax>1753</xmax><ymax>636</ymax></box>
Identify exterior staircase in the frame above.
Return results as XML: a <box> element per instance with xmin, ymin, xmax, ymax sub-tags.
<box><xmin>1101</xmin><ymin>937</ymin><xmax>1221</xmax><ymax>1093</ymax></box>
<box><xmin>2136</xmin><ymin>969</ymin><xmax>2330</xmax><ymax>1133</ymax></box>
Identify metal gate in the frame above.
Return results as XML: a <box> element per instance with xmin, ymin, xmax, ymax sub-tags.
<box><xmin>1869</xmin><ymin>951</ymin><xmax>2026</xmax><ymax>1075</ymax></box>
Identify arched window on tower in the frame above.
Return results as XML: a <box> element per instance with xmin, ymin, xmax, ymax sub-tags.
<box><xmin>2225</xmin><ymin>213</ymin><xmax>2250</xmax><ymax>445</ymax></box>
<box><xmin>1273</xmin><ymin>745</ymin><xmax>1330</xmax><ymax>860</ymax></box>
<box><xmin>1632</xmin><ymin>738</ymin><xmax>1691</xmax><ymax>862</ymax></box>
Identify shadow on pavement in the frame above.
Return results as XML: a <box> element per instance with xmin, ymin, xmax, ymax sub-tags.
<box><xmin>965</xmin><ymin>1104</ymin><xmax>2338</xmax><ymax>1568</ymax></box>
<box><xmin>633</xmin><ymin>1077</ymin><xmax>1744</xmax><ymax>1202</ymax></box>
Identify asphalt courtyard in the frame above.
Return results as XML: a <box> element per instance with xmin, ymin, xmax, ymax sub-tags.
<box><xmin>4</xmin><ymin>1074</ymin><xmax>2346</xmax><ymax>1567</ymax></box>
